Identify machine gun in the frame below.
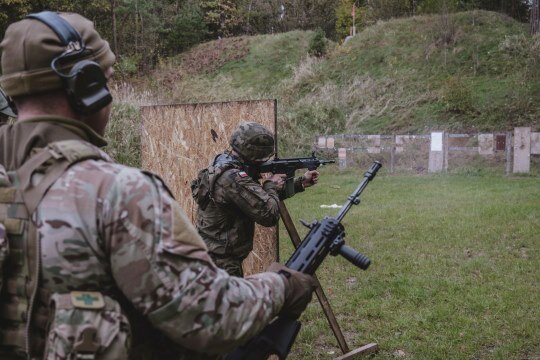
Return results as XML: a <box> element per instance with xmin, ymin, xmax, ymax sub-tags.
<box><xmin>226</xmin><ymin>161</ymin><xmax>383</xmax><ymax>360</ymax></box>
<box><xmin>246</xmin><ymin>152</ymin><xmax>335</xmax><ymax>199</ymax></box>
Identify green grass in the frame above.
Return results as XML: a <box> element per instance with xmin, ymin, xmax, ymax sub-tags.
<box><xmin>104</xmin><ymin>102</ymin><xmax>141</xmax><ymax>167</ymax></box>
<box><xmin>280</xmin><ymin>170</ymin><xmax>539</xmax><ymax>359</ymax></box>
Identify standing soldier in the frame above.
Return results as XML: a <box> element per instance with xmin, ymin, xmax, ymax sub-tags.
<box><xmin>192</xmin><ymin>122</ymin><xmax>319</xmax><ymax>277</ymax></box>
<box><xmin>0</xmin><ymin>12</ymin><xmax>315</xmax><ymax>360</ymax></box>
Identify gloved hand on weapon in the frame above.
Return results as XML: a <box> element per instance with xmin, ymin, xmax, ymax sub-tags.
<box><xmin>301</xmin><ymin>170</ymin><xmax>320</xmax><ymax>188</ymax></box>
<box><xmin>267</xmin><ymin>262</ymin><xmax>317</xmax><ymax>318</ymax></box>
<box><xmin>265</xmin><ymin>173</ymin><xmax>287</xmax><ymax>191</ymax></box>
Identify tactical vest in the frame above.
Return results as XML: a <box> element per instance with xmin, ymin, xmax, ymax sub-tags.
<box><xmin>191</xmin><ymin>152</ymin><xmax>243</xmax><ymax>210</ymax></box>
<box><xmin>0</xmin><ymin>140</ymin><xmax>110</xmax><ymax>358</ymax></box>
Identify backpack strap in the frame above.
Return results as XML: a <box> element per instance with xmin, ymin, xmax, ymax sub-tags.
<box><xmin>16</xmin><ymin>140</ymin><xmax>109</xmax><ymax>215</ymax></box>
<box><xmin>3</xmin><ymin>140</ymin><xmax>109</xmax><ymax>356</ymax></box>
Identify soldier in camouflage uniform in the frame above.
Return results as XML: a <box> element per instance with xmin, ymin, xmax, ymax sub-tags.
<box><xmin>0</xmin><ymin>12</ymin><xmax>316</xmax><ymax>359</ymax></box>
<box><xmin>192</xmin><ymin>122</ymin><xmax>320</xmax><ymax>277</ymax></box>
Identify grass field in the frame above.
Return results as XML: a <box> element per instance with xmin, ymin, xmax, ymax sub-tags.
<box><xmin>279</xmin><ymin>169</ymin><xmax>539</xmax><ymax>359</ymax></box>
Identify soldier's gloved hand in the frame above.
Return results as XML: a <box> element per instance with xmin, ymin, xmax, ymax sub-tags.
<box><xmin>267</xmin><ymin>262</ymin><xmax>317</xmax><ymax>318</ymax></box>
<box><xmin>302</xmin><ymin>170</ymin><xmax>320</xmax><ymax>188</ymax></box>
<box><xmin>268</xmin><ymin>173</ymin><xmax>287</xmax><ymax>190</ymax></box>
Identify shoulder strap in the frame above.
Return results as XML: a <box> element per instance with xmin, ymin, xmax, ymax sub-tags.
<box><xmin>16</xmin><ymin>140</ymin><xmax>109</xmax><ymax>215</ymax></box>
<box><xmin>208</xmin><ymin>163</ymin><xmax>238</xmax><ymax>197</ymax></box>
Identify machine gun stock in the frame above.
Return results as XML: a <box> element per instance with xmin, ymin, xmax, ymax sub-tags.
<box><xmin>226</xmin><ymin>161</ymin><xmax>382</xmax><ymax>360</ymax></box>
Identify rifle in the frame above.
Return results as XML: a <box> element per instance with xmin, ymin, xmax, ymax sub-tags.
<box><xmin>226</xmin><ymin>161</ymin><xmax>383</xmax><ymax>360</ymax></box>
<box><xmin>246</xmin><ymin>152</ymin><xmax>335</xmax><ymax>199</ymax></box>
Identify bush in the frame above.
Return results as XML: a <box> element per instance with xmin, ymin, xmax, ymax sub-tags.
<box><xmin>308</xmin><ymin>28</ymin><xmax>328</xmax><ymax>57</ymax></box>
<box><xmin>441</xmin><ymin>76</ymin><xmax>474</xmax><ymax>113</ymax></box>
<box><xmin>166</xmin><ymin>2</ymin><xmax>208</xmax><ymax>54</ymax></box>
<box><xmin>104</xmin><ymin>103</ymin><xmax>141</xmax><ymax>167</ymax></box>
<box><xmin>115</xmin><ymin>55</ymin><xmax>141</xmax><ymax>79</ymax></box>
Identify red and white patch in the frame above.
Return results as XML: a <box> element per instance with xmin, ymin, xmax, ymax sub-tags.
<box><xmin>238</xmin><ymin>171</ymin><xmax>249</xmax><ymax>178</ymax></box>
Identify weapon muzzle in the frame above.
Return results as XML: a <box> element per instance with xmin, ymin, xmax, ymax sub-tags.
<box><xmin>364</xmin><ymin>161</ymin><xmax>382</xmax><ymax>180</ymax></box>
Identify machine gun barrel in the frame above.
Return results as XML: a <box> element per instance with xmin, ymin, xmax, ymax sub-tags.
<box><xmin>285</xmin><ymin>161</ymin><xmax>381</xmax><ymax>274</ymax></box>
<box><xmin>225</xmin><ymin>161</ymin><xmax>382</xmax><ymax>360</ymax></box>
<box><xmin>336</xmin><ymin>161</ymin><xmax>382</xmax><ymax>222</ymax></box>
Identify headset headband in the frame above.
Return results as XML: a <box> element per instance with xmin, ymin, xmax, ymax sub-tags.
<box><xmin>22</xmin><ymin>11</ymin><xmax>112</xmax><ymax>114</ymax></box>
<box><xmin>26</xmin><ymin>11</ymin><xmax>84</xmax><ymax>49</ymax></box>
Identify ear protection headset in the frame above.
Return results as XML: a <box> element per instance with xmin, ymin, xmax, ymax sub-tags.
<box><xmin>25</xmin><ymin>11</ymin><xmax>112</xmax><ymax>114</ymax></box>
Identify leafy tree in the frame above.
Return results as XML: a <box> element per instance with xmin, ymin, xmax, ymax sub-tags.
<box><xmin>335</xmin><ymin>0</ymin><xmax>366</xmax><ymax>40</ymax></box>
<box><xmin>366</xmin><ymin>0</ymin><xmax>413</xmax><ymax>21</ymax></box>
<box><xmin>1</xmin><ymin>0</ymin><xmax>32</xmax><ymax>41</ymax></box>
<box><xmin>201</xmin><ymin>0</ymin><xmax>245</xmax><ymax>38</ymax></box>
<box><xmin>166</xmin><ymin>2</ymin><xmax>208</xmax><ymax>53</ymax></box>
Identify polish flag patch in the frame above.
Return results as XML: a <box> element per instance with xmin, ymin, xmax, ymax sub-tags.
<box><xmin>238</xmin><ymin>171</ymin><xmax>248</xmax><ymax>178</ymax></box>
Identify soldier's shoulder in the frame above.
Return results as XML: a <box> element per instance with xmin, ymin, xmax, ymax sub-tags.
<box><xmin>70</xmin><ymin>158</ymin><xmax>139</xmax><ymax>178</ymax></box>
<box><xmin>217</xmin><ymin>168</ymin><xmax>255</xmax><ymax>186</ymax></box>
<box><xmin>68</xmin><ymin>159</ymin><xmax>168</xmax><ymax>197</ymax></box>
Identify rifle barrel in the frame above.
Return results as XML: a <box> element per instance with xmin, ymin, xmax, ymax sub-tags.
<box><xmin>335</xmin><ymin>161</ymin><xmax>382</xmax><ymax>222</ymax></box>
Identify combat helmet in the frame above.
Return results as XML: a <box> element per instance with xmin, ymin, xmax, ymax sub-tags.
<box><xmin>229</xmin><ymin>122</ymin><xmax>275</xmax><ymax>162</ymax></box>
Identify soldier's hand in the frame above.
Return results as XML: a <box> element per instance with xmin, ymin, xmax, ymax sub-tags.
<box><xmin>267</xmin><ymin>262</ymin><xmax>317</xmax><ymax>318</ymax></box>
<box><xmin>302</xmin><ymin>170</ymin><xmax>320</xmax><ymax>188</ymax></box>
<box><xmin>268</xmin><ymin>173</ymin><xmax>287</xmax><ymax>190</ymax></box>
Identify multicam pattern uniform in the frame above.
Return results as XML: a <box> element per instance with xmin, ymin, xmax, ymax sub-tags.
<box><xmin>195</xmin><ymin>152</ymin><xmax>304</xmax><ymax>277</ymax></box>
<box><xmin>0</xmin><ymin>117</ymin><xmax>287</xmax><ymax>359</ymax></box>
<box><xmin>37</xmin><ymin>156</ymin><xmax>286</xmax><ymax>357</ymax></box>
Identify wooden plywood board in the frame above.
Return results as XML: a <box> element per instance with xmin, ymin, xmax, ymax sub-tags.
<box><xmin>141</xmin><ymin>100</ymin><xmax>277</xmax><ymax>275</ymax></box>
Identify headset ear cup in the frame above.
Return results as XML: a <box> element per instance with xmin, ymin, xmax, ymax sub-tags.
<box><xmin>66</xmin><ymin>60</ymin><xmax>112</xmax><ymax>114</ymax></box>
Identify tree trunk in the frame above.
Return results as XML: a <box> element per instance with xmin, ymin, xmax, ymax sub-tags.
<box><xmin>531</xmin><ymin>0</ymin><xmax>540</xmax><ymax>35</ymax></box>
<box><xmin>110</xmin><ymin>0</ymin><xmax>118</xmax><ymax>55</ymax></box>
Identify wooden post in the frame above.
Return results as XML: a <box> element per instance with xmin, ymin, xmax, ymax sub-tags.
<box><xmin>443</xmin><ymin>131</ymin><xmax>449</xmax><ymax>172</ymax></box>
<box><xmin>279</xmin><ymin>202</ymin><xmax>379</xmax><ymax>358</ymax></box>
<box><xmin>338</xmin><ymin>148</ymin><xmax>347</xmax><ymax>171</ymax></box>
<box><xmin>513</xmin><ymin>127</ymin><xmax>531</xmax><ymax>173</ymax></box>
<box><xmin>505</xmin><ymin>131</ymin><xmax>513</xmax><ymax>176</ymax></box>
<box><xmin>335</xmin><ymin>343</ymin><xmax>379</xmax><ymax>360</ymax></box>
<box><xmin>531</xmin><ymin>0</ymin><xmax>540</xmax><ymax>35</ymax></box>
<box><xmin>390</xmin><ymin>135</ymin><xmax>396</xmax><ymax>173</ymax></box>
<box><xmin>428</xmin><ymin>131</ymin><xmax>445</xmax><ymax>173</ymax></box>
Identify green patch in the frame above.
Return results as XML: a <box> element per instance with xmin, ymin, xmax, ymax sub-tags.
<box><xmin>279</xmin><ymin>171</ymin><xmax>540</xmax><ymax>358</ymax></box>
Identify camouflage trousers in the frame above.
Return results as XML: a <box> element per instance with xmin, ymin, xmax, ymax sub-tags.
<box><xmin>210</xmin><ymin>254</ymin><xmax>244</xmax><ymax>278</ymax></box>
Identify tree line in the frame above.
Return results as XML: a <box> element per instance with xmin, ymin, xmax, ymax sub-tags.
<box><xmin>0</xmin><ymin>0</ymin><xmax>534</xmax><ymax>73</ymax></box>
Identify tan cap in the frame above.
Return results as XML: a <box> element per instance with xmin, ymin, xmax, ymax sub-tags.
<box><xmin>0</xmin><ymin>12</ymin><xmax>115</xmax><ymax>97</ymax></box>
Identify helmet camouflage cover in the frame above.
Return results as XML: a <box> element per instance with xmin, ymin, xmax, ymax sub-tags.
<box><xmin>229</xmin><ymin>122</ymin><xmax>275</xmax><ymax>162</ymax></box>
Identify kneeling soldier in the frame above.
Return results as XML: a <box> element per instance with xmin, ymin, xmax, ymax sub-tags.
<box><xmin>0</xmin><ymin>12</ymin><xmax>315</xmax><ymax>360</ymax></box>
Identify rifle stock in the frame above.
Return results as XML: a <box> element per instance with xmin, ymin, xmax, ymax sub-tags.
<box><xmin>225</xmin><ymin>161</ymin><xmax>382</xmax><ymax>360</ymax></box>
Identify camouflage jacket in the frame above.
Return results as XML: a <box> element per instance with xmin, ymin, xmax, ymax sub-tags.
<box><xmin>195</xmin><ymin>152</ymin><xmax>304</xmax><ymax>262</ymax></box>
<box><xmin>0</xmin><ymin>117</ymin><xmax>286</xmax><ymax>359</ymax></box>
